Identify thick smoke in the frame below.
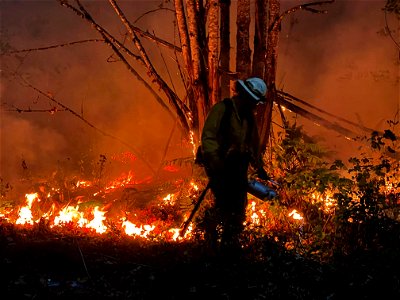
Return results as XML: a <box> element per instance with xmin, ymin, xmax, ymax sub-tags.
<box><xmin>0</xmin><ymin>0</ymin><xmax>398</xmax><ymax>184</ymax></box>
<box><xmin>0</xmin><ymin>1</ymin><xmax>187</xmax><ymax>183</ymax></box>
<box><xmin>278</xmin><ymin>0</ymin><xmax>399</xmax><ymax>158</ymax></box>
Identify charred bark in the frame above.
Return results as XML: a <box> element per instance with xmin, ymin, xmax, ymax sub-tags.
<box><xmin>207</xmin><ymin>0</ymin><xmax>220</xmax><ymax>107</ymax></box>
<box><xmin>174</xmin><ymin>0</ymin><xmax>199</xmax><ymax>135</ymax></box>
<box><xmin>252</xmin><ymin>0</ymin><xmax>268</xmax><ymax>78</ymax></box>
<box><xmin>257</xmin><ymin>0</ymin><xmax>280</xmax><ymax>152</ymax></box>
<box><xmin>186</xmin><ymin>0</ymin><xmax>209</xmax><ymax>136</ymax></box>
<box><xmin>220</xmin><ymin>0</ymin><xmax>231</xmax><ymax>99</ymax></box>
<box><xmin>236</xmin><ymin>0</ymin><xmax>251</xmax><ymax>79</ymax></box>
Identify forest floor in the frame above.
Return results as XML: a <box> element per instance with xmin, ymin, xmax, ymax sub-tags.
<box><xmin>1</xmin><ymin>221</ymin><xmax>399</xmax><ymax>300</ymax></box>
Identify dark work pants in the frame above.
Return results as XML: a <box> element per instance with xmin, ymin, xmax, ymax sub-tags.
<box><xmin>207</xmin><ymin>153</ymin><xmax>249</xmax><ymax>249</ymax></box>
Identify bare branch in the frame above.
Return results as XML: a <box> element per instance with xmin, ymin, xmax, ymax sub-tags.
<box><xmin>58</xmin><ymin>0</ymin><xmax>143</xmax><ymax>62</ymax></box>
<box><xmin>277</xmin><ymin>90</ymin><xmax>375</xmax><ymax>134</ymax></box>
<box><xmin>384</xmin><ymin>8</ymin><xmax>400</xmax><ymax>51</ymax></box>
<box><xmin>269</xmin><ymin>0</ymin><xmax>335</xmax><ymax>33</ymax></box>
<box><xmin>2</xmin><ymin>39</ymin><xmax>104</xmax><ymax>55</ymax></box>
<box><xmin>59</xmin><ymin>0</ymin><xmax>176</xmax><ymax>122</ymax></box>
<box><xmin>133</xmin><ymin>7</ymin><xmax>175</xmax><ymax>24</ymax></box>
<box><xmin>277</xmin><ymin>95</ymin><xmax>356</xmax><ymax>139</ymax></box>
<box><xmin>4</xmin><ymin>107</ymin><xmax>67</xmax><ymax>113</ymax></box>
<box><xmin>108</xmin><ymin>0</ymin><xmax>190</xmax><ymax>134</ymax></box>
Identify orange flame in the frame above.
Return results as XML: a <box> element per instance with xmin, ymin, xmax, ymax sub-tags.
<box><xmin>288</xmin><ymin>209</ymin><xmax>303</xmax><ymax>220</ymax></box>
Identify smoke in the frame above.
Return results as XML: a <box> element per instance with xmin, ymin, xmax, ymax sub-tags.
<box><xmin>278</xmin><ymin>0</ymin><xmax>399</xmax><ymax>158</ymax></box>
<box><xmin>0</xmin><ymin>1</ymin><xmax>187</xmax><ymax>183</ymax></box>
<box><xmin>0</xmin><ymin>0</ymin><xmax>398</xmax><ymax>183</ymax></box>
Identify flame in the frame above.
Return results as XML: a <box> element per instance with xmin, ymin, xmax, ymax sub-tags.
<box><xmin>311</xmin><ymin>191</ymin><xmax>337</xmax><ymax>213</ymax></box>
<box><xmin>190</xmin><ymin>180</ymin><xmax>199</xmax><ymax>191</ymax></box>
<box><xmin>15</xmin><ymin>193</ymin><xmax>39</xmax><ymax>225</ymax></box>
<box><xmin>288</xmin><ymin>209</ymin><xmax>303</xmax><ymax>220</ymax></box>
<box><xmin>162</xmin><ymin>194</ymin><xmax>175</xmax><ymax>206</ymax></box>
<box><xmin>122</xmin><ymin>220</ymin><xmax>155</xmax><ymax>238</ymax></box>
<box><xmin>53</xmin><ymin>205</ymin><xmax>86</xmax><ymax>227</ymax></box>
<box><xmin>189</xmin><ymin>130</ymin><xmax>196</xmax><ymax>156</ymax></box>
<box><xmin>86</xmin><ymin>206</ymin><xmax>108</xmax><ymax>234</ymax></box>
<box><xmin>76</xmin><ymin>180</ymin><xmax>91</xmax><ymax>188</ymax></box>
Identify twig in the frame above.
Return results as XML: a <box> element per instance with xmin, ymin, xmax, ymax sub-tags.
<box><xmin>2</xmin><ymin>39</ymin><xmax>105</xmax><ymax>55</ymax></box>
<box><xmin>133</xmin><ymin>7</ymin><xmax>175</xmax><ymax>24</ymax></box>
<box><xmin>75</xmin><ymin>239</ymin><xmax>91</xmax><ymax>279</ymax></box>
<box><xmin>58</xmin><ymin>0</ymin><xmax>176</xmax><ymax>121</ymax></box>
<box><xmin>5</xmin><ymin>107</ymin><xmax>67</xmax><ymax>113</ymax></box>
<box><xmin>108</xmin><ymin>0</ymin><xmax>190</xmax><ymax>133</ymax></box>
<box><xmin>277</xmin><ymin>90</ymin><xmax>375</xmax><ymax>134</ymax></box>
<box><xmin>384</xmin><ymin>8</ymin><xmax>400</xmax><ymax>51</ymax></box>
<box><xmin>269</xmin><ymin>0</ymin><xmax>335</xmax><ymax>33</ymax></box>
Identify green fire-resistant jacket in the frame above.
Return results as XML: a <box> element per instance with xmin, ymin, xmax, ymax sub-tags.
<box><xmin>201</xmin><ymin>98</ymin><xmax>263</xmax><ymax>174</ymax></box>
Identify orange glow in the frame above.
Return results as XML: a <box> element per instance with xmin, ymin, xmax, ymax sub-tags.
<box><xmin>288</xmin><ymin>209</ymin><xmax>303</xmax><ymax>220</ymax></box>
<box><xmin>163</xmin><ymin>165</ymin><xmax>179</xmax><ymax>172</ymax></box>
<box><xmin>86</xmin><ymin>206</ymin><xmax>108</xmax><ymax>234</ymax></box>
<box><xmin>15</xmin><ymin>193</ymin><xmax>39</xmax><ymax>225</ymax></box>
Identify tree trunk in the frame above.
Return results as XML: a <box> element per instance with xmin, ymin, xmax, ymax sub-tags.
<box><xmin>186</xmin><ymin>0</ymin><xmax>208</xmax><ymax>139</ymax></box>
<box><xmin>252</xmin><ymin>0</ymin><xmax>268</xmax><ymax>78</ymax></box>
<box><xmin>258</xmin><ymin>0</ymin><xmax>280</xmax><ymax>151</ymax></box>
<box><xmin>236</xmin><ymin>0</ymin><xmax>251</xmax><ymax>79</ymax></box>
<box><xmin>174</xmin><ymin>0</ymin><xmax>198</xmax><ymax>131</ymax></box>
<box><xmin>207</xmin><ymin>0</ymin><xmax>220</xmax><ymax>107</ymax></box>
<box><xmin>220</xmin><ymin>0</ymin><xmax>231</xmax><ymax>99</ymax></box>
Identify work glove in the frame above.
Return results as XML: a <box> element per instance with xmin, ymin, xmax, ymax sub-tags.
<box><xmin>257</xmin><ymin>167</ymin><xmax>270</xmax><ymax>181</ymax></box>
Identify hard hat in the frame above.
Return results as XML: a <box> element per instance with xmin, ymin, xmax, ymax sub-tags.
<box><xmin>237</xmin><ymin>77</ymin><xmax>267</xmax><ymax>103</ymax></box>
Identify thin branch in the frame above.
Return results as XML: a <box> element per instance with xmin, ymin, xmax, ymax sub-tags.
<box><xmin>153</xmin><ymin>29</ymin><xmax>177</xmax><ymax>93</ymax></box>
<box><xmin>277</xmin><ymin>95</ymin><xmax>356</xmax><ymax>139</ymax></box>
<box><xmin>133</xmin><ymin>7</ymin><xmax>175</xmax><ymax>24</ymax></box>
<box><xmin>384</xmin><ymin>8</ymin><xmax>400</xmax><ymax>51</ymax></box>
<box><xmin>277</xmin><ymin>90</ymin><xmax>375</xmax><ymax>134</ymax></box>
<box><xmin>58</xmin><ymin>0</ymin><xmax>175</xmax><ymax>121</ymax></box>
<box><xmin>108</xmin><ymin>0</ymin><xmax>190</xmax><ymax>133</ymax></box>
<box><xmin>131</xmin><ymin>25</ymin><xmax>182</xmax><ymax>53</ymax></box>
<box><xmin>2</xmin><ymin>39</ymin><xmax>104</xmax><ymax>55</ymax></box>
<box><xmin>57</xmin><ymin>1</ymin><xmax>143</xmax><ymax>62</ymax></box>
<box><xmin>75</xmin><ymin>239</ymin><xmax>91</xmax><ymax>280</ymax></box>
<box><xmin>269</xmin><ymin>0</ymin><xmax>335</xmax><ymax>33</ymax></box>
<box><xmin>5</xmin><ymin>107</ymin><xmax>67</xmax><ymax>113</ymax></box>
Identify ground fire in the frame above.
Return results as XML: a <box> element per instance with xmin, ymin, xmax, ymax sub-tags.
<box><xmin>0</xmin><ymin>151</ymin><xmax>320</xmax><ymax>247</ymax></box>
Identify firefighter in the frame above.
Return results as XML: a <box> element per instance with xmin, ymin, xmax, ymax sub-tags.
<box><xmin>200</xmin><ymin>77</ymin><xmax>270</xmax><ymax>255</ymax></box>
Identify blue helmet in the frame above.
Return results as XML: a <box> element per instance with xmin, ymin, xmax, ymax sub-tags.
<box><xmin>237</xmin><ymin>77</ymin><xmax>267</xmax><ymax>103</ymax></box>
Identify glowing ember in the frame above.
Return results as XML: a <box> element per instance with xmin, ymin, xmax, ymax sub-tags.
<box><xmin>288</xmin><ymin>209</ymin><xmax>303</xmax><ymax>220</ymax></box>
<box><xmin>311</xmin><ymin>191</ymin><xmax>337</xmax><ymax>213</ymax></box>
<box><xmin>76</xmin><ymin>180</ymin><xmax>91</xmax><ymax>188</ymax></box>
<box><xmin>189</xmin><ymin>130</ymin><xmax>196</xmax><ymax>156</ymax></box>
<box><xmin>162</xmin><ymin>194</ymin><xmax>175</xmax><ymax>206</ymax></box>
<box><xmin>249</xmin><ymin>201</ymin><xmax>260</xmax><ymax>225</ymax></box>
<box><xmin>190</xmin><ymin>180</ymin><xmax>199</xmax><ymax>191</ymax></box>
